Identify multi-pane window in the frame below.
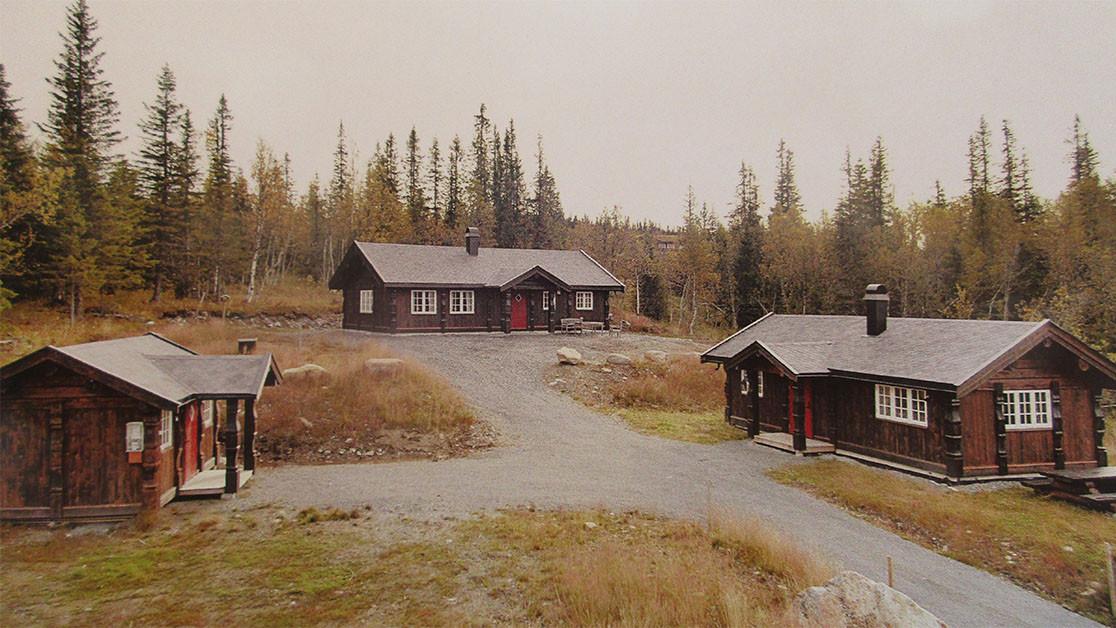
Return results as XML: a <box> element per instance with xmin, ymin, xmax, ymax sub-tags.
<box><xmin>757</xmin><ymin>371</ymin><xmax>764</xmax><ymax>398</ymax></box>
<box><xmin>202</xmin><ymin>400</ymin><xmax>214</xmax><ymax>427</ymax></box>
<box><xmin>542</xmin><ymin>291</ymin><xmax>550</xmax><ymax>311</ymax></box>
<box><xmin>875</xmin><ymin>384</ymin><xmax>928</xmax><ymax>427</ymax></box>
<box><xmin>740</xmin><ymin>369</ymin><xmax>750</xmax><ymax>395</ymax></box>
<box><xmin>161</xmin><ymin>410</ymin><xmax>174</xmax><ymax>450</ymax></box>
<box><xmin>1000</xmin><ymin>389</ymin><xmax>1052</xmax><ymax>430</ymax></box>
<box><xmin>449</xmin><ymin>290</ymin><xmax>475</xmax><ymax>314</ymax></box>
<box><xmin>411</xmin><ymin>289</ymin><xmax>437</xmax><ymax>315</ymax></box>
<box><xmin>576</xmin><ymin>291</ymin><xmax>593</xmax><ymax>311</ymax></box>
<box><xmin>359</xmin><ymin>289</ymin><xmax>374</xmax><ymax>314</ymax></box>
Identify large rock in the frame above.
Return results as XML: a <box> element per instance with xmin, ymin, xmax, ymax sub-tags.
<box><xmin>606</xmin><ymin>353</ymin><xmax>632</xmax><ymax>365</ymax></box>
<box><xmin>644</xmin><ymin>350</ymin><xmax>668</xmax><ymax>363</ymax></box>
<box><xmin>557</xmin><ymin>347</ymin><xmax>582</xmax><ymax>365</ymax></box>
<box><xmin>364</xmin><ymin>358</ymin><xmax>404</xmax><ymax>375</ymax></box>
<box><xmin>790</xmin><ymin>571</ymin><xmax>944</xmax><ymax>628</ymax></box>
<box><xmin>283</xmin><ymin>363</ymin><xmax>328</xmax><ymax>379</ymax></box>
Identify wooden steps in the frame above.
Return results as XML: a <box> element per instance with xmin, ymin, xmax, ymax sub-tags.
<box><xmin>753</xmin><ymin>432</ymin><xmax>835</xmax><ymax>455</ymax></box>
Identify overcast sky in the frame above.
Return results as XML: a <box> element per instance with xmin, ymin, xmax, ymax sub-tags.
<box><xmin>2</xmin><ymin>0</ymin><xmax>1114</xmax><ymax>225</ymax></box>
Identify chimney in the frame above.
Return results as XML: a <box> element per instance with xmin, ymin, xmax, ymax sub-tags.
<box><xmin>863</xmin><ymin>284</ymin><xmax>889</xmax><ymax>336</ymax></box>
<box><xmin>237</xmin><ymin>337</ymin><xmax>258</xmax><ymax>354</ymax></box>
<box><xmin>465</xmin><ymin>227</ymin><xmax>480</xmax><ymax>256</ymax></box>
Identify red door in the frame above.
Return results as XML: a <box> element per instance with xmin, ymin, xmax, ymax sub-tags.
<box><xmin>804</xmin><ymin>381</ymin><xmax>814</xmax><ymax>438</ymax></box>
<box><xmin>182</xmin><ymin>404</ymin><xmax>198</xmax><ymax>481</ymax></box>
<box><xmin>510</xmin><ymin>292</ymin><xmax>528</xmax><ymax>330</ymax></box>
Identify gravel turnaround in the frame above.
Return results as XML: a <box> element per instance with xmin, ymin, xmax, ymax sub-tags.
<box><xmin>246</xmin><ymin>331</ymin><xmax>1097</xmax><ymax>628</ymax></box>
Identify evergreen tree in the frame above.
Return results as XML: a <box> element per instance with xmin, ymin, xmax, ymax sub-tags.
<box><xmin>967</xmin><ymin>116</ymin><xmax>993</xmax><ymax>247</ymax></box>
<box><xmin>467</xmin><ymin>104</ymin><xmax>493</xmax><ymax>235</ymax></box>
<box><xmin>1069</xmin><ymin>115</ymin><xmax>1098</xmax><ymax>185</ymax></box>
<box><xmin>427</xmin><ymin>136</ymin><xmax>442</xmax><ymax>223</ymax></box>
<box><xmin>529</xmin><ymin>135</ymin><xmax>564</xmax><ymax>248</ymax></box>
<box><xmin>729</xmin><ymin>162</ymin><xmax>764</xmax><ymax>325</ymax></box>
<box><xmin>136</xmin><ymin>64</ymin><xmax>183</xmax><ymax>301</ymax></box>
<box><xmin>772</xmin><ymin>139</ymin><xmax>801</xmax><ymax>216</ymax></box>
<box><xmin>171</xmin><ymin>110</ymin><xmax>200</xmax><ymax>295</ymax></box>
<box><xmin>405</xmin><ymin>126</ymin><xmax>426</xmax><ymax>227</ymax></box>
<box><xmin>495</xmin><ymin>121</ymin><xmax>526</xmax><ymax>248</ymax></box>
<box><xmin>200</xmin><ymin>94</ymin><xmax>234</xmax><ymax>295</ymax></box>
<box><xmin>445</xmin><ymin>135</ymin><xmax>463</xmax><ymax>229</ymax></box>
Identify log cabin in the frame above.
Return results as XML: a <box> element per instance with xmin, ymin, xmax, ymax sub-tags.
<box><xmin>701</xmin><ymin>284</ymin><xmax>1116</xmax><ymax>481</ymax></box>
<box><xmin>328</xmin><ymin>227</ymin><xmax>625</xmax><ymax>333</ymax></box>
<box><xmin>0</xmin><ymin>333</ymin><xmax>281</xmax><ymax>523</ymax></box>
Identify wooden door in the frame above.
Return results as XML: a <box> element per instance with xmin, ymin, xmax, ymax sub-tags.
<box><xmin>804</xmin><ymin>381</ymin><xmax>814</xmax><ymax>438</ymax></box>
<box><xmin>511</xmin><ymin>292</ymin><xmax>528</xmax><ymax>330</ymax></box>
<box><xmin>62</xmin><ymin>404</ymin><xmax>143</xmax><ymax>514</ymax></box>
<box><xmin>182</xmin><ymin>405</ymin><xmax>198</xmax><ymax>481</ymax></box>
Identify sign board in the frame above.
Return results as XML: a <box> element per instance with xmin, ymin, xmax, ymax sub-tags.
<box><xmin>126</xmin><ymin>421</ymin><xmax>144</xmax><ymax>452</ymax></box>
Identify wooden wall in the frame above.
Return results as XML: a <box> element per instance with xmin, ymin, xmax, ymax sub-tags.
<box><xmin>727</xmin><ymin>359</ymin><xmax>790</xmax><ymax>433</ymax></box>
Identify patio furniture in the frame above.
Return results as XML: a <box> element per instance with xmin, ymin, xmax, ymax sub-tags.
<box><xmin>560</xmin><ymin>317</ymin><xmax>584</xmax><ymax>334</ymax></box>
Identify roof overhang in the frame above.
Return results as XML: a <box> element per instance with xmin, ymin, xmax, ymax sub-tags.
<box><xmin>499</xmin><ymin>265</ymin><xmax>572</xmax><ymax>292</ymax></box>
<box><xmin>1</xmin><ymin>347</ymin><xmax>182</xmax><ymax>410</ymax></box>
<box><xmin>722</xmin><ymin>340</ymin><xmax>801</xmax><ymax>381</ymax></box>
<box><xmin>328</xmin><ymin>243</ymin><xmax>384</xmax><ymax>290</ymax></box>
<box><xmin>700</xmin><ymin>312</ymin><xmax>775</xmax><ymax>363</ymax></box>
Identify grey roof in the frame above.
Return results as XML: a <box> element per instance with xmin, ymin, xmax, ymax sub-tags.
<box><xmin>703</xmin><ymin>314</ymin><xmax>1047</xmax><ymax>387</ymax></box>
<box><xmin>38</xmin><ymin>333</ymin><xmax>277</xmax><ymax>406</ymax></box>
<box><xmin>350</xmin><ymin>242</ymin><xmax>624</xmax><ymax>289</ymax></box>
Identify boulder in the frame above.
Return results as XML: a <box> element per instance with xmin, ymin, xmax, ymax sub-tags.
<box><xmin>606</xmin><ymin>353</ymin><xmax>632</xmax><ymax>365</ymax></box>
<box><xmin>644</xmin><ymin>350</ymin><xmax>668</xmax><ymax>363</ymax></box>
<box><xmin>557</xmin><ymin>347</ymin><xmax>582</xmax><ymax>365</ymax></box>
<box><xmin>364</xmin><ymin>357</ymin><xmax>404</xmax><ymax>375</ymax></box>
<box><xmin>283</xmin><ymin>363</ymin><xmax>328</xmax><ymax>379</ymax></box>
<box><xmin>790</xmin><ymin>571</ymin><xmax>944</xmax><ymax>628</ymax></box>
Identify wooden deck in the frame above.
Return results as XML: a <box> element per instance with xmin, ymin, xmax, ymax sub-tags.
<box><xmin>1025</xmin><ymin>467</ymin><xmax>1116</xmax><ymax>512</ymax></box>
<box><xmin>754</xmin><ymin>432</ymin><xmax>835</xmax><ymax>455</ymax></box>
<box><xmin>177</xmin><ymin>469</ymin><xmax>253</xmax><ymax>498</ymax></box>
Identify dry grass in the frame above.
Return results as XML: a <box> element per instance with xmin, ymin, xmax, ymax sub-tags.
<box><xmin>0</xmin><ymin>506</ymin><xmax>832</xmax><ymax>627</ymax></box>
<box><xmin>611</xmin><ymin>355</ymin><xmax>724</xmax><ymax>412</ymax></box>
<box><xmin>770</xmin><ymin>459</ymin><xmax>1116</xmax><ymax>625</ymax></box>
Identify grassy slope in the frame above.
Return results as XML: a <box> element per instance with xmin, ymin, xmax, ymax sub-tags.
<box><xmin>769</xmin><ymin>459</ymin><xmax>1116</xmax><ymax>625</ymax></box>
<box><xmin>552</xmin><ymin>355</ymin><xmax>742</xmax><ymax>444</ymax></box>
<box><xmin>1</xmin><ymin>506</ymin><xmax>832</xmax><ymax>627</ymax></box>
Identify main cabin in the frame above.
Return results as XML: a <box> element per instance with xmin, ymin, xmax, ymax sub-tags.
<box><xmin>701</xmin><ymin>285</ymin><xmax>1116</xmax><ymax>481</ymax></box>
<box><xmin>0</xmin><ymin>333</ymin><xmax>281</xmax><ymax>523</ymax></box>
<box><xmin>328</xmin><ymin>227</ymin><xmax>625</xmax><ymax>333</ymax></box>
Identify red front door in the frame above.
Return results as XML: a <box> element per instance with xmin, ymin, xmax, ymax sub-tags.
<box><xmin>510</xmin><ymin>292</ymin><xmax>528</xmax><ymax>330</ymax></box>
<box><xmin>183</xmin><ymin>404</ymin><xmax>198</xmax><ymax>481</ymax></box>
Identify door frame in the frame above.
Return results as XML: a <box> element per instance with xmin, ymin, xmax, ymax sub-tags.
<box><xmin>510</xmin><ymin>291</ymin><xmax>528</xmax><ymax>330</ymax></box>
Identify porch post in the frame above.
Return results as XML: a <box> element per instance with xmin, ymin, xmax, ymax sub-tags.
<box><xmin>388</xmin><ymin>288</ymin><xmax>398</xmax><ymax>332</ymax></box>
<box><xmin>48</xmin><ymin>403</ymin><xmax>63</xmax><ymax>519</ymax></box>
<box><xmin>944</xmin><ymin>396</ymin><xmax>964</xmax><ymax>479</ymax></box>
<box><xmin>243</xmin><ymin>398</ymin><xmax>256</xmax><ymax>472</ymax></box>
<box><xmin>791</xmin><ymin>381</ymin><xmax>806</xmax><ymax>453</ymax></box>
<box><xmin>439</xmin><ymin>289</ymin><xmax>447</xmax><ymax>333</ymax></box>
<box><xmin>723</xmin><ymin>367</ymin><xmax>734</xmax><ymax>425</ymax></box>
<box><xmin>501</xmin><ymin>291</ymin><xmax>511</xmax><ymax>333</ymax></box>
<box><xmin>528</xmin><ymin>293</ymin><xmax>535</xmax><ymax>331</ymax></box>
<box><xmin>547</xmin><ymin>290</ymin><xmax>556</xmax><ymax>333</ymax></box>
<box><xmin>1050</xmin><ymin>382</ymin><xmax>1065</xmax><ymax>470</ymax></box>
<box><xmin>141</xmin><ymin>407</ymin><xmax>161</xmax><ymax>514</ymax></box>
<box><xmin>486</xmin><ymin>289</ymin><xmax>493</xmax><ymax>331</ymax></box>
<box><xmin>993</xmin><ymin>383</ymin><xmax>1008</xmax><ymax>475</ymax></box>
<box><xmin>603</xmin><ymin>292</ymin><xmax>611</xmax><ymax>331</ymax></box>
<box><xmin>748</xmin><ymin>370</ymin><xmax>760</xmax><ymax>438</ymax></box>
<box><xmin>1095</xmin><ymin>389</ymin><xmax>1109</xmax><ymax>467</ymax></box>
<box><xmin>224</xmin><ymin>399</ymin><xmax>240</xmax><ymax>494</ymax></box>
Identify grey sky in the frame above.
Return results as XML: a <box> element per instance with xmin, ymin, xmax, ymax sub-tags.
<box><xmin>2</xmin><ymin>0</ymin><xmax>1114</xmax><ymax>226</ymax></box>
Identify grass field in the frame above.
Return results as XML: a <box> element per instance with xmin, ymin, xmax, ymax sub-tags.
<box><xmin>549</xmin><ymin>354</ymin><xmax>741</xmax><ymax>444</ymax></box>
<box><xmin>0</xmin><ymin>506</ymin><xmax>832</xmax><ymax>627</ymax></box>
<box><xmin>769</xmin><ymin>459</ymin><xmax>1116</xmax><ymax>625</ymax></box>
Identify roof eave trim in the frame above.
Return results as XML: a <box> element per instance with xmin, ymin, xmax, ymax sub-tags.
<box><xmin>826</xmin><ymin>369</ymin><xmax>957</xmax><ymax>393</ymax></box>
<box><xmin>700</xmin><ymin>312</ymin><xmax>775</xmax><ymax>361</ymax></box>
<box><xmin>578</xmin><ymin>249</ymin><xmax>626</xmax><ymax>291</ymax></box>
<box><xmin>3</xmin><ymin>347</ymin><xmax>182</xmax><ymax>410</ymax></box>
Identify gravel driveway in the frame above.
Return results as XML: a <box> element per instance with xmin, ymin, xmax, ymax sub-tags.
<box><xmin>245</xmin><ymin>331</ymin><xmax>1097</xmax><ymax>628</ymax></box>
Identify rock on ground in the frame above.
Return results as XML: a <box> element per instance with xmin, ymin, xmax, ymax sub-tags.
<box><xmin>282</xmin><ymin>363</ymin><xmax>328</xmax><ymax>378</ymax></box>
<box><xmin>791</xmin><ymin>571</ymin><xmax>945</xmax><ymax>628</ymax></box>
<box><xmin>644</xmin><ymin>350</ymin><xmax>668</xmax><ymax>363</ymax></box>
<box><xmin>557</xmin><ymin>347</ymin><xmax>582</xmax><ymax>365</ymax></box>
<box><xmin>606</xmin><ymin>353</ymin><xmax>632</xmax><ymax>365</ymax></box>
<box><xmin>364</xmin><ymin>358</ymin><xmax>404</xmax><ymax>374</ymax></box>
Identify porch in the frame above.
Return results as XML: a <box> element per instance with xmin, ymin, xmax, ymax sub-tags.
<box><xmin>753</xmin><ymin>431</ymin><xmax>835</xmax><ymax>455</ymax></box>
<box><xmin>179</xmin><ymin>469</ymin><xmax>253</xmax><ymax>498</ymax></box>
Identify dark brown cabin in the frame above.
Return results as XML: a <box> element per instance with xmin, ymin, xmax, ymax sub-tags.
<box><xmin>0</xmin><ymin>333</ymin><xmax>281</xmax><ymax>523</ymax></box>
<box><xmin>328</xmin><ymin>227</ymin><xmax>625</xmax><ymax>333</ymax></box>
<box><xmin>701</xmin><ymin>285</ymin><xmax>1116</xmax><ymax>481</ymax></box>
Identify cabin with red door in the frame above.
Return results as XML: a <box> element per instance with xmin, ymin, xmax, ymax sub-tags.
<box><xmin>328</xmin><ymin>227</ymin><xmax>625</xmax><ymax>333</ymax></box>
<box><xmin>0</xmin><ymin>333</ymin><xmax>281</xmax><ymax>523</ymax></box>
<box><xmin>701</xmin><ymin>285</ymin><xmax>1116</xmax><ymax>481</ymax></box>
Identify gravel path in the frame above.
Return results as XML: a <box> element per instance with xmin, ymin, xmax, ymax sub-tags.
<box><xmin>246</xmin><ymin>331</ymin><xmax>1097</xmax><ymax>628</ymax></box>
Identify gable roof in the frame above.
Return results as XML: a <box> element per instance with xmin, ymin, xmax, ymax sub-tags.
<box><xmin>701</xmin><ymin>314</ymin><xmax>1116</xmax><ymax>395</ymax></box>
<box><xmin>1</xmin><ymin>333</ymin><xmax>281</xmax><ymax>409</ymax></box>
<box><xmin>329</xmin><ymin>241</ymin><xmax>624</xmax><ymax>291</ymax></box>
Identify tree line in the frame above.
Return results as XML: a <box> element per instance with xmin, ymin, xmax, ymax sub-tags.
<box><xmin>1</xmin><ymin>0</ymin><xmax>1113</xmax><ymax>355</ymax></box>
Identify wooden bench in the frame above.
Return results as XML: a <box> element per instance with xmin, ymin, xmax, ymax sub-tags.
<box><xmin>560</xmin><ymin>317</ymin><xmax>583</xmax><ymax>334</ymax></box>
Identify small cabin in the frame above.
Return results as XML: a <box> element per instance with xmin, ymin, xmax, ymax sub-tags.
<box><xmin>328</xmin><ymin>227</ymin><xmax>625</xmax><ymax>333</ymax></box>
<box><xmin>701</xmin><ymin>285</ymin><xmax>1116</xmax><ymax>481</ymax></box>
<box><xmin>0</xmin><ymin>333</ymin><xmax>281</xmax><ymax>523</ymax></box>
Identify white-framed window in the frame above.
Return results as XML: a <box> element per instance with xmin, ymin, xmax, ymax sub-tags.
<box><xmin>542</xmin><ymin>291</ymin><xmax>550</xmax><ymax>311</ymax></box>
<box><xmin>758</xmin><ymin>371</ymin><xmax>764</xmax><ymax>398</ymax></box>
<box><xmin>160</xmin><ymin>410</ymin><xmax>174</xmax><ymax>450</ymax></box>
<box><xmin>411</xmin><ymin>289</ymin><xmax>437</xmax><ymax>315</ymax></box>
<box><xmin>875</xmin><ymin>384</ymin><xmax>928</xmax><ymax>427</ymax></box>
<box><xmin>740</xmin><ymin>369</ymin><xmax>750</xmax><ymax>395</ymax></box>
<box><xmin>202</xmin><ymin>400</ymin><xmax>214</xmax><ymax>427</ymax></box>
<box><xmin>449</xmin><ymin>290</ymin><xmax>475</xmax><ymax>314</ymax></box>
<box><xmin>576</xmin><ymin>291</ymin><xmax>593</xmax><ymax>311</ymax></box>
<box><xmin>359</xmin><ymin>289</ymin><xmax>374</xmax><ymax>314</ymax></box>
<box><xmin>1000</xmin><ymin>389</ymin><xmax>1052</xmax><ymax>430</ymax></box>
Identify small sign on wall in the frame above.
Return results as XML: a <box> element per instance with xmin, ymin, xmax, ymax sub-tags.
<box><xmin>126</xmin><ymin>421</ymin><xmax>144</xmax><ymax>463</ymax></box>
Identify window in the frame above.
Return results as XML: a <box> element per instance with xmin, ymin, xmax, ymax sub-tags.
<box><xmin>542</xmin><ymin>291</ymin><xmax>550</xmax><ymax>311</ymax></box>
<box><xmin>1000</xmin><ymin>389</ymin><xmax>1052</xmax><ymax>430</ymax></box>
<box><xmin>359</xmin><ymin>289</ymin><xmax>374</xmax><ymax>314</ymax></box>
<box><xmin>740</xmin><ymin>369</ymin><xmax>750</xmax><ymax>395</ymax></box>
<box><xmin>411</xmin><ymin>289</ymin><xmax>437</xmax><ymax>315</ymax></box>
<box><xmin>202</xmin><ymin>400</ymin><xmax>215</xmax><ymax>427</ymax></box>
<box><xmin>875</xmin><ymin>384</ymin><xmax>928</xmax><ymax>427</ymax></box>
<box><xmin>450</xmin><ymin>290</ymin><xmax>475</xmax><ymax>314</ymax></box>
<box><xmin>576</xmin><ymin>291</ymin><xmax>593</xmax><ymax>311</ymax></box>
<box><xmin>757</xmin><ymin>371</ymin><xmax>764</xmax><ymax>398</ymax></box>
<box><xmin>160</xmin><ymin>410</ymin><xmax>174</xmax><ymax>450</ymax></box>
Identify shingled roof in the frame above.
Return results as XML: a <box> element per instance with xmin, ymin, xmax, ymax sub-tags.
<box><xmin>701</xmin><ymin>313</ymin><xmax>1116</xmax><ymax>395</ymax></box>
<box><xmin>329</xmin><ymin>241</ymin><xmax>624</xmax><ymax>290</ymax></box>
<box><xmin>1</xmin><ymin>333</ymin><xmax>281</xmax><ymax>408</ymax></box>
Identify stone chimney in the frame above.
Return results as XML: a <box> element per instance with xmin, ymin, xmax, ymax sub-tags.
<box><xmin>863</xmin><ymin>284</ymin><xmax>889</xmax><ymax>336</ymax></box>
<box><xmin>237</xmin><ymin>337</ymin><xmax>257</xmax><ymax>354</ymax></box>
<box><xmin>465</xmin><ymin>227</ymin><xmax>480</xmax><ymax>256</ymax></box>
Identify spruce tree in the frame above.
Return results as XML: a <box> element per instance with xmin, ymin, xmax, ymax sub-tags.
<box><xmin>137</xmin><ymin>64</ymin><xmax>183</xmax><ymax>301</ymax></box>
<box><xmin>171</xmin><ymin>110</ymin><xmax>199</xmax><ymax>295</ymax></box>
<box><xmin>772</xmin><ymin>140</ymin><xmax>801</xmax><ymax>216</ymax></box>
<box><xmin>729</xmin><ymin>162</ymin><xmax>764</xmax><ymax>325</ymax></box>
<box><xmin>405</xmin><ymin>126</ymin><xmax>426</xmax><ymax>227</ymax></box>
<box><xmin>201</xmin><ymin>94</ymin><xmax>234</xmax><ymax>295</ymax></box>
<box><xmin>495</xmin><ymin>121</ymin><xmax>526</xmax><ymax>248</ymax></box>
<box><xmin>427</xmin><ymin>136</ymin><xmax>442</xmax><ymax>223</ymax></box>
<box><xmin>445</xmin><ymin>135</ymin><xmax>463</xmax><ymax>229</ymax></box>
